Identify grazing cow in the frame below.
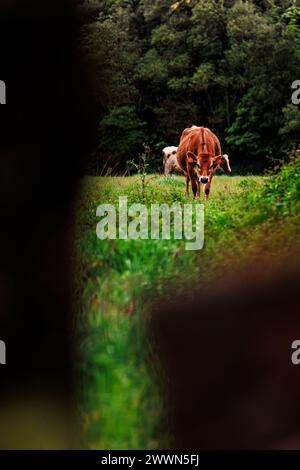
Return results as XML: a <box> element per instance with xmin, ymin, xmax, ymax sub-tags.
<box><xmin>177</xmin><ymin>126</ymin><xmax>231</xmax><ymax>199</ymax></box>
<box><xmin>162</xmin><ymin>146</ymin><xmax>183</xmax><ymax>175</ymax></box>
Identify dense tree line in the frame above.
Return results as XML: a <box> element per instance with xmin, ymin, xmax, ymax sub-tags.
<box><xmin>78</xmin><ymin>0</ymin><xmax>300</xmax><ymax>173</ymax></box>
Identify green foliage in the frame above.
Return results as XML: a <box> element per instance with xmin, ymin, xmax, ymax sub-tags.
<box><xmin>98</xmin><ymin>106</ymin><xmax>146</xmax><ymax>171</ymax></box>
<box><xmin>280</xmin><ymin>103</ymin><xmax>300</xmax><ymax>151</ymax></box>
<box><xmin>79</xmin><ymin>0</ymin><xmax>300</xmax><ymax>172</ymax></box>
<box><xmin>258</xmin><ymin>155</ymin><xmax>300</xmax><ymax>217</ymax></box>
<box><xmin>127</xmin><ymin>144</ymin><xmax>151</xmax><ymax>201</ymax></box>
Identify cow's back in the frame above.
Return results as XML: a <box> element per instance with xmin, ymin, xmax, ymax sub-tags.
<box><xmin>177</xmin><ymin>127</ymin><xmax>219</xmax><ymax>172</ymax></box>
<box><xmin>177</xmin><ymin>128</ymin><xmax>198</xmax><ymax>172</ymax></box>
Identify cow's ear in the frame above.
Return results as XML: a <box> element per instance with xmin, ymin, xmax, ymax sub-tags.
<box><xmin>186</xmin><ymin>151</ymin><xmax>197</xmax><ymax>164</ymax></box>
<box><xmin>212</xmin><ymin>155</ymin><xmax>222</xmax><ymax>168</ymax></box>
<box><xmin>213</xmin><ymin>154</ymin><xmax>223</xmax><ymax>166</ymax></box>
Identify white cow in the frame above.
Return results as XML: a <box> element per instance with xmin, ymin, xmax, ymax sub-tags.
<box><xmin>162</xmin><ymin>146</ymin><xmax>183</xmax><ymax>175</ymax></box>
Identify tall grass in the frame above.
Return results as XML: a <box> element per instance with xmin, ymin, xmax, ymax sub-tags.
<box><xmin>75</xmin><ymin>160</ymin><xmax>300</xmax><ymax>449</ymax></box>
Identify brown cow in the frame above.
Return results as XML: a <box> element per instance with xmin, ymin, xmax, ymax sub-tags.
<box><xmin>177</xmin><ymin>126</ymin><xmax>231</xmax><ymax>199</ymax></box>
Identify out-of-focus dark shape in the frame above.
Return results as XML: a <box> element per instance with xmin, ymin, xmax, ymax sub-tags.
<box><xmin>151</xmin><ymin>258</ymin><xmax>300</xmax><ymax>449</ymax></box>
<box><xmin>0</xmin><ymin>1</ymin><xmax>97</xmax><ymax>448</ymax></box>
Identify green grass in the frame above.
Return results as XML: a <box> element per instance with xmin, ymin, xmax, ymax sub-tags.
<box><xmin>75</xmin><ymin>165</ymin><xmax>300</xmax><ymax>449</ymax></box>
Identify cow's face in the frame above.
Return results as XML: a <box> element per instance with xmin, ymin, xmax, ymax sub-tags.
<box><xmin>219</xmin><ymin>154</ymin><xmax>231</xmax><ymax>173</ymax></box>
<box><xmin>187</xmin><ymin>151</ymin><xmax>223</xmax><ymax>183</ymax></box>
<box><xmin>163</xmin><ymin>147</ymin><xmax>177</xmax><ymax>164</ymax></box>
<box><xmin>187</xmin><ymin>152</ymin><xmax>231</xmax><ymax>180</ymax></box>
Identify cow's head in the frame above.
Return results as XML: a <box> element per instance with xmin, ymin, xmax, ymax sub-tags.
<box><xmin>163</xmin><ymin>147</ymin><xmax>177</xmax><ymax>165</ymax></box>
<box><xmin>219</xmin><ymin>153</ymin><xmax>231</xmax><ymax>173</ymax></box>
<box><xmin>187</xmin><ymin>151</ymin><xmax>231</xmax><ymax>182</ymax></box>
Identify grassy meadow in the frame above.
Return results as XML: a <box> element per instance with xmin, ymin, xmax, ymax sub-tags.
<box><xmin>74</xmin><ymin>164</ymin><xmax>300</xmax><ymax>449</ymax></box>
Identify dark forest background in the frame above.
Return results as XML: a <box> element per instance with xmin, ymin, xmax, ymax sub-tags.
<box><xmin>78</xmin><ymin>0</ymin><xmax>300</xmax><ymax>173</ymax></box>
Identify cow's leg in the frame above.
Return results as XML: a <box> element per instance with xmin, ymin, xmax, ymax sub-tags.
<box><xmin>196</xmin><ymin>180</ymin><xmax>200</xmax><ymax>198</ymax></box>
<box><xmin>185</xmin><ymin>175</ymin><xmax>190</xmax><ymax>196</ymax></box>
<box><xmin>191</xmin><ymin>175</ymin><xmax>198</xmax><ymax>198</ymax></box>
<box><xmin>204</xmin><ymin>178</ymin><xmax>212</xmax><ymax>200</ymax></box>
<box><xmin>204</xmin><ymin>185</ymin><xmax>210</xmax><ymax>200</ymax></box>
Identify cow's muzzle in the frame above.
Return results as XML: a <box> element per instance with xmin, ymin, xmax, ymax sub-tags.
<box><xmin>200</xmin><ymin>176</ymin><xmax>208</xmax><ymax>184</ymax></box>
